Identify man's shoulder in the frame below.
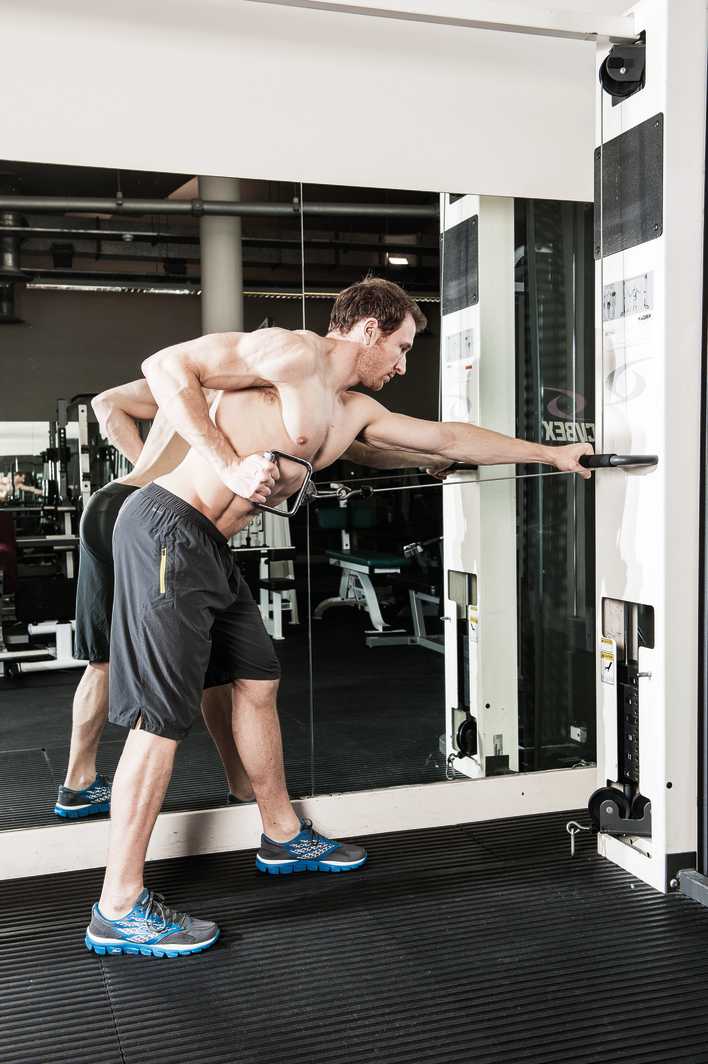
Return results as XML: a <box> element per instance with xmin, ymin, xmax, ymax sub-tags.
<box><xmin>290</xmin><ymin>328</ymin><xmax>329</xmax><ymax>353</ymax></box>
<box><xmin>341</xmin><ymin>390</ymin><xmax>389</xmax><ymax>430</ymax></box>
<box><xmin>219</xmin><ymin>327</ymin><xmax>318</xmax><ymax>378</ymax></box>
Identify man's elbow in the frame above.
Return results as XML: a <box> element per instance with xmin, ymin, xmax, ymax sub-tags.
<box><xmin>141</xmin><ymin>350</ymin><xmax>162</xmax><ymax>382</ymax></box>
<box><xmin>91</xmin><ymin>392</ymin><xmax>111</xmax><ymax>433</ymax></box>
<box><xmin>141</xmin><ymin>347</ymin><xmax>194</xmax><ymax>393</ymax></box>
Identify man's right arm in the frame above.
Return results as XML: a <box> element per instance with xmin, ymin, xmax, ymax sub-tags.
<box><xmin>141</xmin><ymin>330</ymin><xmax>313</xmax><ymax>495</ymax></box>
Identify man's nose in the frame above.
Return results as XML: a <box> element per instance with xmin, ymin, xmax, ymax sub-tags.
<box><xmin>396</xmin><ymin>357</ymin><xmax>407</xmax><ymax>375</ymax></box>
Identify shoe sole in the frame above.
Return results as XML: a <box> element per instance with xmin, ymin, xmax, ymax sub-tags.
<box><xmin>85</xmin><ymin>929</ymin><xmax>220</xmax><ymax>957</ymax></box>
<box><xmin>54</xmin><ymin>801</ymin><xmax>110</xmax><ymax>818</ymax></box>
<box><xmin>256</xmin><ymin>855</ymin><xmax>367</xmax><ymax>875</ymax></box>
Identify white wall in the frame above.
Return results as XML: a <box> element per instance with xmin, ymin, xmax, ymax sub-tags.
<box><xmin>0</xmin><ymin>290</ymin><xmax>441</xmax><ymax>421</ymax></box>
<box><xmin>0</xmin><ymin>0</ymin><xmax>598</xmax><ymax>201</ymax></box>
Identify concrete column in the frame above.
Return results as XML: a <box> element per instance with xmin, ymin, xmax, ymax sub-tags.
<box><xmin>198</xmin><ymin>176</ymin><xmax>243</xmax><ymax>333</ymax></box>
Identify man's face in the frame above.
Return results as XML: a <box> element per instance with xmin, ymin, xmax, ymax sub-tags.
<box><xmin>357</xmin><ymin>313</ymin><xmax>416</xmax><ymax>391</ymax></box>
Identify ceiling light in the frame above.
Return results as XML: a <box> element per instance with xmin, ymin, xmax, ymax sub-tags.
<box><xmin>387</xmin><ymin>254</ymin><xmax>409</xmax><ymax>266</ymax></box>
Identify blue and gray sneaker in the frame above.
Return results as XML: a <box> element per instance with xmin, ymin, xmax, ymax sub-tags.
<box><xmin>256</xmin><ymin>818</ymin><xmax>367</xmax><ymax>875</ymax></box>
<box><xmin>54</xmin><ymin>773</ymin><xmax>112</xmax><ymax>818</ymax></box>
<box><xmin>85</xmin><ymin>888</ymin><xmax>220</xmax><ymax>957</ymax></box>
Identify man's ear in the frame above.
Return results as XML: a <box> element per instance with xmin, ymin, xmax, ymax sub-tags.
<box><xmin>363</xmin><ymin>317</ymin><xmax>379</xmax><ymax>345</ymax></box>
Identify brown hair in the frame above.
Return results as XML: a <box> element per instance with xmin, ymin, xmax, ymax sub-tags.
<box><xmin>328</xmin><ymin>277</ymin><xmax>427</xmax><ymax>336</ymax></box>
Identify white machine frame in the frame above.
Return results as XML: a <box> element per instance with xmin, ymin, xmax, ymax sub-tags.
<box><xmin>592</xmin><ymin>0</ymin><xmax>707</xmax><ymax>894</ymax></box>
<box><xmin>441</xmin><ymin>193</ymin><xmax>520</xmax><ymax>779</ymax></box>
<box><xmin>438</xmin><ymin>0</ymin><xmax>708</xmax><ymax>896</ymax></box>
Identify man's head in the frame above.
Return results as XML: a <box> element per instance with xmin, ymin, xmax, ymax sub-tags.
<box><xmin>328</xmin><ymin>277</ymin><xmax>427</xmax><ymax>391</ymax></box>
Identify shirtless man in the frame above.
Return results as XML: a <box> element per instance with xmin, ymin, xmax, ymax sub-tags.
<box><xmin>58</xmin><ymin>378</ymin><xmax>451</xmax><ymax>817</ymax></box>
<box><xmin>85</xmin><ymin>277</ymin><xmax>592</xmax><ymax>958</ymax></box>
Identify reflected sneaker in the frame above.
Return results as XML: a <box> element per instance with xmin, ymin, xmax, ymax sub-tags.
<box><xmin>227</xmin><ymin>793</ymin><xmax>256</xmax><ymax>805</ymax></box>
<box><xmin>256</xmin><ymin>818</ymin><xmax>368</xmax><ymax>875</ymax></box>
<box><xmin>85</xmin><ymin>888</ymin><xmax>220</xmax><ymax>958</ymax></box>
<box><xmin>54</xmin><ymin>773</ymin><xmax>112</xmax><ymax>818</ymax></box>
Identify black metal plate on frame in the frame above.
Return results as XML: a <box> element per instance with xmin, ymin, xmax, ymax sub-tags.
<box><xmin>448</xmin><ymin>193</ymin><xmax>466</xmax><ymax>204</ymax></box>
<box><xmin>618</xmin><ymin>661</ymin><xmax>640</xmax><ymax>785</ymax></box>
<box><xmin>594</xmin><ymin>113</ymin><xmax>663</xmax><ymax>259</ymax></box>
<box><xmin>442</xmin><ymin>215</ymin><xmax>479</xmax><ymax>314</ymax></box>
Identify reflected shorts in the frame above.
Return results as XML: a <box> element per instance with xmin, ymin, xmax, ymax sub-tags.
<box><xmin>108</xmin><ymin>483</ymin><xmax>281</xmax><ymax>741</ymax></box>
<box><xmin>74</xmin><ymin>482</ymin><xmax>139</xmax><ymax>662</ymax></box>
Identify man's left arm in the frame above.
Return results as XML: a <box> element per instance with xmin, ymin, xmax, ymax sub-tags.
<box><xmin>342</xmin><ymin>439</ymin><xmax>453</xmax><ymax>476</ymax></box>
<box><xmin>357</xmin><ymin>397</ymin><xmax>593</xmax><ymax>478</ymax></box>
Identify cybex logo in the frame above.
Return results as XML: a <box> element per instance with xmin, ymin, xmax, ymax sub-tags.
<box><xmin>542</xmin><ymin>420</ymin><xmax>596</xmax><ymax>443</ymax></box>
<box><xmin>541</xmin><ymin>387</ymin><xmax>595</xmax><ymax>443</ymax></box>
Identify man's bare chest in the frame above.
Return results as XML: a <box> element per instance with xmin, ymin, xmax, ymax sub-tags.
<box><xmin>220</xmin><ymin>385</ymin><xmax>362</xmax><ymax>471</ymax></box>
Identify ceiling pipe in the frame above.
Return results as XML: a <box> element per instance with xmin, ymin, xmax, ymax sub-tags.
<box><xmin>27</xmin><ymin>267</ymin><xmax>437</xmax><ymax>290</ymax></box>
<box><xmin>0</xmin><ymin>196</ymin><xmax>439</xmax><ymax>220</ymax></box>
<box><xmin>26</xmin><ymin>280</ymin><xmax>441</xmax><ymax>301</ymax></box>
<box><xmin>4</xmin><ymin>226</ymin><xmax>439</xmax><ymax>255</ymax></box>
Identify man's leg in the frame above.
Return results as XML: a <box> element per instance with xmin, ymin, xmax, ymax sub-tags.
<box><xmin>88</xmin><ymin>720</ymin><xmax>218</xmax><ymax>956</ymax></box>
<box><xmin>65</xmin><ymin>483</ymin><xmax>138</xmax><ymax>808</ymax></box>
<box><xmin>232</xmin><ymin>677</ymin><xmax>367</xmax><ymax>874</ymax></box>
<box><xmin>98</xmin><ymin>723</ymin><xmax>178</xmax><ymax>918</ymax></box>
<box><xmin>215</xmin><ymin>570</ymin><xmax>364</xmax><ymax>860</ymax></box>
<box><xmin>64</xmin><ymin>662</ymin><xmax>109</xmax><ymax>790</ymax></box>
<box><xmin>200</xmin><ymin>684</ymin><xmax>255</xmax><ymax>800</ymax></box>
<box><xmin>230</xmin><ymin>677</ymin><xmax>301</xmax><ymax>841</ymax></box>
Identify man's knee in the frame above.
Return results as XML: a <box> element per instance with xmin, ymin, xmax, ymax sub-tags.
<box><xmin>233</xmin><ymin>676</ymin><xmax>280</xmax><ymax>704</ymax></box>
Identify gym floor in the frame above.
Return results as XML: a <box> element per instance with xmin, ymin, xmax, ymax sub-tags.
<box><xmin>0</xmin><ymin>600</ymin><xmax>447</xmax><ymax>830</ymax></box>
<box><xmin>4</xmin><ymin>810</ymin><xmax>708</xmax><ymax>1064</ymax></box>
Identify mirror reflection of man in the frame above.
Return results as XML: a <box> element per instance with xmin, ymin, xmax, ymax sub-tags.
<box><xmin>71</xmin><ymin>277</ymin><xmax>591</xmax><ymax>958</ymax></box>
<box><xmin>0</xmin><ymin>472</ymin><xmax>43</xmax><ymax>502</ymax></box>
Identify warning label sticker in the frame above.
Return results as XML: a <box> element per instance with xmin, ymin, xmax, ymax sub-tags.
<box><xmin>601</xmin><ymin>637</ymin><xmax>616</xmax><ymax>685</ymax></box>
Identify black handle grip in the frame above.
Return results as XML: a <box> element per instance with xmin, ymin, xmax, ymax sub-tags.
<box><xmin>448</xmin><ymin>463</ymin><xmax>479</xmax><ymax>472</ymax></box>
<box><xmin>579</xmin><ymin>454</ymin><xmax>658</xmax><ymax>469</ymax></box>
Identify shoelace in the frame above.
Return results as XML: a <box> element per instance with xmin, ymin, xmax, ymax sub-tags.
<box><xmin>142</xmin><ymin>890</ymin><xmax>187</xmax><ymax>932</ymax></box>
<box><xmin>89</xmin><ymin>774</ymin><xmax>111</xmax><ymax>793</ymax></box>
<box><xmin>298</xmin><ymin>819</ymin><xmax>330</xmax><ymax>851</ymax></box>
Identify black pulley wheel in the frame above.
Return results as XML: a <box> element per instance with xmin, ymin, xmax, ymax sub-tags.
<box><xmin>456</xmin><ymin>716</ymin><xmax>478</xmax><ymax>758</ymax></box>
<box><xmin>588</xmin><ymin>786</ymin><xmax>631</xmax><ymax>829</ymax></box>
<box><xmin>630</xmin><ymin>793</ymin><xmax>651</xmax><ymax>820</ymax></box>
<box><xmin>599</xmin><ymin>56</ymin><xmax>641</xmax><ymax>99</ymax></box>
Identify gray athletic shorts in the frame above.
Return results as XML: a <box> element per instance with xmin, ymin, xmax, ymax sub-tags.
<box><xmin>109</xmin><ymin>483</ymin><xmax>281</xmax><ymax>741</ymax></box>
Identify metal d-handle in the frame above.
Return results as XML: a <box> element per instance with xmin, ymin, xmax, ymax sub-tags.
<box><xmin>254</xmin><ymin>450</ymin><xmax>314</xmax><ymax>517</ymax></box>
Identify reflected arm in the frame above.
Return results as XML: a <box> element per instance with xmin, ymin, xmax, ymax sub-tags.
<box><xmin>92</xmin><ymin>379</ymin><xmax>158</xmax><ymax>465</ymax></box>
<box><xmin>93</xmin><ymin>376</ymin><xmax>220</xmax><ymax>487</ymax></box>
<box><xmin>117</xmin><ymin>410</ymin><xmax>191</xmax><ymax>487</ymax></box>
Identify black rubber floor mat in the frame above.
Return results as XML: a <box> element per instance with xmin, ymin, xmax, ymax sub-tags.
<box><xmin>0</xmin><ymin>748</ymin><xmax>57</xmax><ymax>830</ymax></box>
<box><xmin>3</xmin><ymin>811</ymin><xmax>708</xmax><ymax>1064</ymax></box>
